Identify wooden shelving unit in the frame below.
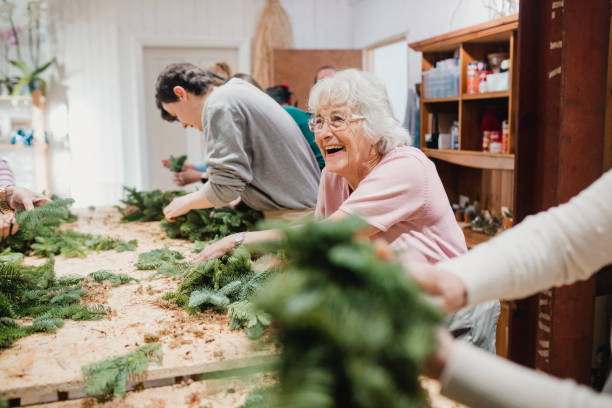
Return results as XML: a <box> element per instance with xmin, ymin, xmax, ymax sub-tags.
<box><xmin>411</xmin><ymin>16</ymin><xmax>519</xmax><ymax>359</ymax></box>
<box><xmin>410</xmin><ymin>14</ymin><xmax>518</xmax><ymax>228</ymax></box>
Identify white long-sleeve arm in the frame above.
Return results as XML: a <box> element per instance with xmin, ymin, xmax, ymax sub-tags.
<box><xmin>441</xmin><ymin>341</ymin><xmax>612</xmax><ymax>408</ymax></box>
<box><xmin>438</xmin><ymin>169</ymin><xmax>612</xmax><ymax>306</ymax></box>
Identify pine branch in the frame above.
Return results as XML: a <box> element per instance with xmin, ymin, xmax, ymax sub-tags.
<box><xmin>0</xmin><ymin>198</ymin><xmax>136</xmax><ymax>258</ymax></box>
<box><xmin>161</xmin><ymin>203</ymin><xmax>263</xmax><ymax>242</ymax></box>
<box><xmin>82</xmin><ymin>343</ymin><xmax>163</xmax><ymax>400</ymax></box>
<box><xmin>248</xmin><ymin>216</ymin><xmax>442</xmax><ymax>407</ymax></box>
<box><xmin>88</xmin><ymin>270</ymin><xmax>139</xmax><ymax>287</ymax></box>
<box><xmin>135</xmin><ymin>247</ymin><xmax>184</xmax><ymax>270</ymax></box>
<box><xmin>166</xmin><ymin>246</ymin><xmax>274</xmax><ymax>336</ymax></box>
<box><xmin>0</xmin><ymin>256</ymin><xmax>107</xmax><ymax>349</ymax></box>
<box><xmin>116</xmin><ymin>187</ymin><xmax>186</xmax><ymax>222</ymax></box>
<box><xmin>169</xmin><ymin>155</ymin><xmax>187</xmax><ymax>172</ymax></box>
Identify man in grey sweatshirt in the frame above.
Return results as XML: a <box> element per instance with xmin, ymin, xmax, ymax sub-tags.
<box><xmin>155</xmin><ymin>63</ymin><xmax>320</xmax><ymax>221</ymax></box>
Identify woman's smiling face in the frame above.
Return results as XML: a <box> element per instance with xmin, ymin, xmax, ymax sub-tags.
<box><xmin>314</xmin><ymin>105</ymin><xmax>378</xmax><ymax>188</ymax></box>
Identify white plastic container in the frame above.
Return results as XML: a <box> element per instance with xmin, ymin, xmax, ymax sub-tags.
<box><xmin>438</xmin><ymin>133</ymin><xmax>451</xmax><ymax>149</ymax></box>
<box><xmin>486</xmin><ymin>72</ymin><xmax>509</xmax><ymax>92</ymax></box>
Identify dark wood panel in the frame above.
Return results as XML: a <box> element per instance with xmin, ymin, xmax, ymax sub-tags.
<box><xmin>513</xmin><ymin>0</ymin><xmax>610</xmax><ymax>384</ymax></box>
<box><xmin>272</xmin><ymin>49</ymin><xmax>363</xmax><ymax>110</ymax></box>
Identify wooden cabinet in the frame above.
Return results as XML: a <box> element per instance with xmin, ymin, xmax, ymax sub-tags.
<box><xmin>409</xmin><ymin>15</ymin><xmax>518</xmax><ymax>215</ymax></box>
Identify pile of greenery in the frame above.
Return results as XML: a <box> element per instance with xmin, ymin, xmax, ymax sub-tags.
<box><xmin>163</xmin><ymin>246</ymin><xmax>274</xmax><ymax>339</ymax></box>
<box><xmin>82</xmin><ymin>343</ymin><xmax>163</xmax><ymax>400</ymax></box>
<box><xmin>0</xmin><ymin>198</ymin><xmax>75</xmax><ymax>253</ymax></box>
<box><xmin>117</xmin><ymin>187</ymin><xmax>186</xmax><ymax>222</ymax></box>
<box><xmin>161</xmin><ymin>203</ymin><xmax>263</xmax><ymax>242</ymax></box>
<box><xmin>169</xmin><ymin>154</ymin><xmax>187</xmax><ymax>172</ymax></box>
<box><xmin>245</xmin><ymin>217</ymin><xmax>441</xmax><ymax>407</ymax></box>
<box><xmin>0</xmin><ymin>198</ymin><xmax>137</xmax><ymax>257</ymax></box>
<box><xmin>0</xmin><ymin>254</ymin><xmax>107</xmax><ymax>349</ymax></box>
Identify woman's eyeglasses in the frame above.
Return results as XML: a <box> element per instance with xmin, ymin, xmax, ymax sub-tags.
<box><xmin>308</xmin><ymin>113</ymin><xmax>365</xmax><ymax>132</ymax></box>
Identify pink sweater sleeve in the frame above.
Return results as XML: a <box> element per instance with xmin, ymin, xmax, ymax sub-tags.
<box><xmin>0</xmin><ymin>159</ymin><xmax>15</xmax><ymax>186</ymax></box>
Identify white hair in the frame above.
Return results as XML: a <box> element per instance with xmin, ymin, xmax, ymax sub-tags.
<box><xmin>308</xmin><ymin>69</ymin><xmax>412</xmax><ymax>155</ymax></box>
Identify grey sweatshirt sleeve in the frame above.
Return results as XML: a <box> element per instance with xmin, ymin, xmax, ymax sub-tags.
<box><xmin>442</xmin><ymin>341</ymin><xmax>612</xmax><ymax>408</ymax></box>
<box><xmin>201</xmin><ymin>104</ymin><xmax>252</xmax><ymax>207</ymax></box>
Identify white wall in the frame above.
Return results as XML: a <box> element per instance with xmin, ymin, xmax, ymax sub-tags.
<box><xmin>282</xmin><ymin>0</ymin><xmax>353</xmax><ymax>49</ymax></box>
<box><xmin>350</xmin><ymin>0</ymin><xmax>492</xmax><ymax>90</ymax></box>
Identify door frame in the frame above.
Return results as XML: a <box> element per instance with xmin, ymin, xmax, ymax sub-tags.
<box><xmin>129</xmin><ymin>35</ymin><xmax>250</xmax><ymax>188</ymax></box>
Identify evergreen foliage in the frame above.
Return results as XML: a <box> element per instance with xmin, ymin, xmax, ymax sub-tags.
<box><xmin>134</xmin><ymin>247</ymin><xmax>191</xmax><ymax>279</ymax></box>
<box><xmin>169</xmin><ymin>155</ymin><xmax>187</xmax><ymax>172</ymax></box>
<box><xmin>117</xmin><ymin>187</ymin><xmax>186</xmax><ymax>222</ymax></box>
<box><xmin>161</xmin><ymin>203</ymin><xmax>263</xmax><ymax>242</ymax></box>
<box><xmin>167</xmin><ymin>246</ymin><xmax>274</xmax><ymax>339</ymax></box>
<box><xmin>82</xmin><ymin>343</ymin><xmax>163</xmax><ymax>400</ymax></box>
<box><xmin>246</xmin><ymin>217</ymin><xmax>442</xmax><ymax>408</ymax></box>
<box><xmin>30</xmin><ymin>230</ymin><xmax>137</xmax><ymax>258</ymax></box>
<box><xmin>0</xmin><ymin>257</ymin><xmax>107</xmax><ymax>348</ymax></box>
<box><xmin>0</xmin><ymin>198</ymin><xmax>137</xmax><ymax>258</ymax></box>
<box><xmin>0</xmin><ymin>198</ymin><xmax>75</xmax><ymax>253</ymax></box>
<box><xmin>88</xmin><ymin>270</ymin><xmax>139</xmax><ymax>287</ymax></box>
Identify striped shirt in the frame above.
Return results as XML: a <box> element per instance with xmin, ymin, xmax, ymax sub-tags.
<box><xmin>0</xmin><ymin>159</ymin><xmax>15</xmax><ymax>186</ymax></box>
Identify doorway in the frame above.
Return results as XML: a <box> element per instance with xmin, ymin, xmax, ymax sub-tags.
<box><xmin>142</xmin><ymin>46</ymin><xmax>239</xmax><ymax>190</ymax></box>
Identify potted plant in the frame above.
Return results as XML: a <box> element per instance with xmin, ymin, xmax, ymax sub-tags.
<box><xmin>0</xmin><ymin>0</ymin><xmax>56</xmax><ymax>97</ymax></box>
<box><xmin>10</xmin><ymin>57</ymin><xmax>55</xmax><ymax>96</ymax></box>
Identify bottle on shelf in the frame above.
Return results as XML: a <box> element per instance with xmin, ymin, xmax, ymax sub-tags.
<box><xmin>451</xmin><ymin>121</ymin><xmax>459</xmax><ymax>150</ymax></box>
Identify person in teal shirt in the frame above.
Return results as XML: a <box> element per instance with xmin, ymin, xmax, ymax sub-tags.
<box><xmin>266</xmin><ymin>85</ymin><xmax>325</xmax><ymax>169</ymax></box>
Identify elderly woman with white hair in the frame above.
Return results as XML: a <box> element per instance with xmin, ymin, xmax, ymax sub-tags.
<box><xmin>196</xmin><ymin>69</ymin><xmax>498</xmax><ymax>351</ymax></box>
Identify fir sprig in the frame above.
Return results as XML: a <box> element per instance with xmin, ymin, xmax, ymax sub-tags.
<box><xmin>246</xmin><ymin>217</ymin><xmax>442</xmax><ymax>408</ymax></box>
<box><xmin>0</xmin><ymin>257</ymin><xmax>107</xmax><ymax>348</ymax></box>
<box><xmin>166</xmin><ymin>246</ymin><xmax>274</xmax><ymax>338</ymax></box>
<box><xmin>169</xmin><ymin>155</ymin><xmax>187</xmax><ymax>172</ymax></box>
<box><xmin>161</xmin><ymin>203</ymin><xmax>263</xmax><ymax>242</ymax></box>
<box><xmin>82</xmin><ymin>343</ymin><xmax>163</xmax><ymax>400</ymax></box>
<box><xmin>0</xmin><ymin>198</ymin><xmax>76</xmax><ymax>253</ymax></box>
<box><xmin>88</xmin><ymin>270</ymin><xmax>139</xmax><ymax>287</ymax></box>
<box><xmin>116</xmin><ymin>187</ymin><xmax>186</xmax><ymax>222</ymax></box>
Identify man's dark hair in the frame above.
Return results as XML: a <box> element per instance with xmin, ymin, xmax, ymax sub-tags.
<box><xmin>266</xmin><ymin>84</ymin><xmax>292</xmax><ymax>105</ymax></box>
<box><xmin>155</xmin><ymin>62</ymin><xmax>214</xmax><ymax>122</ymax></box>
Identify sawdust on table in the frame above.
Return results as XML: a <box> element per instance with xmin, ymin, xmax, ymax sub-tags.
<box><xmin>1</xmin><ymin>207</ymin><xmax>271</xmax><ymax>393</ymax></box>
<box><xmin>3</xmin><ymin>207</ymin><xmax>464</xmax><ymax>408</ymax></box>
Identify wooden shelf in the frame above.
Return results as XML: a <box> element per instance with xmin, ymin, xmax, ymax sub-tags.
<box><xmin>462</xmin><ymin>91</ymin><xmax>509</xmax><ymax>100</ymax></box>
<box><xmin>422</xmin><ymin>148</ymin><xmax>515</xmax><ymax>170</ymax></box>
<box><xmin>0</xmin><ymin>144</ymin><xmax>30</xmax><ymax>150</ymax></box>
<box><xmin>409</xmin><ymin>14</ymin><xmax>518</xmax><ymax>52</ymax></box>
<box><xmin>0</xmin><ymin>95</ymin><xmax>47</xmax><ymax>104</ymax></box>
<box><xmin>461</xmin><ymin>225</ymin><xmax>494</xmax><ymax>249</ymax></box>
<box><xmin>423</xmin><ymin>96</ymin><xmax>459</xmax><ymax>103</ymax></box>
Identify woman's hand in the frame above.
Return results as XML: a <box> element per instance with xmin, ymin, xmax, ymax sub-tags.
<box><xmin>192</xmin><ymin>235</ymin><xmax>236</xmax><ymax>263</ymax></box>
<box><xmin>6</xmin><ymin>186</ymin><xmax>50</xmax><ymax>211</ymax></box>
<box><xmin>409</xmin><ymin>262</ymin><xmax>468</xmax><ymax>314</ymax></box>
<box><xmin>172</xmin><ymin>169</ymin><xmax>203</xmax><ymax>186</ymax></box>
<box><xmin>163</xmin><ymin>194</ymin><xmax>197</xmax><ymax>221</ymax></box>
<box><xmin>0</xmin><ymin>213</ymin><xmax>18</xmax><ymax>240</ymax></box>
